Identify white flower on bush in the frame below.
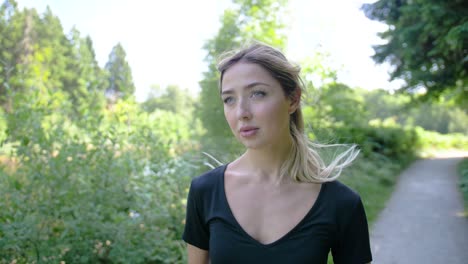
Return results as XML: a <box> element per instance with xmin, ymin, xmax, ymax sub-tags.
<box><xmin>129</xmin><ymin>210</ymin><xmax>140</xmax><ymax>219</ymax></box>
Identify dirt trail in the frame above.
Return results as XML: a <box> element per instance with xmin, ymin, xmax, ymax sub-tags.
<box><xmin>370</xmin><ymin>152</ymin><xmax>468</xmax><ymax>264</ymax></box>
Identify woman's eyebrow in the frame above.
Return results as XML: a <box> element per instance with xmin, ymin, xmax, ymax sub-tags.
<box><xmin>221</xmin><ymin>89</ymin><xmax>233</xmax><ymax>95</ymax></box>
<box><xmin>245</xmin><ymin>82</ymin><xmax>270</xmax><ymax>89</ymax></box>
<box><xmin>221</xmin><ymin>82</ymin><xmax>270</xmax><ymax>95</ymax></box>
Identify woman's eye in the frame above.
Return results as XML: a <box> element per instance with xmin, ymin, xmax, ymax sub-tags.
<box><xmin>252</xmin><ymin>91</ymin><xmax>266</xmax><ymax>98</ymax></box>
<box><xmin>223</xmin><ymin>97</ymin><xmax>234</xmax><ymax>104</ymax></box>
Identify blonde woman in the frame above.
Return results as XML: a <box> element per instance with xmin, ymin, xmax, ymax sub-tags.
<box><xmin>183</xmin><ymin>43</ymin><xmax>372</xmax><ymax>264</ymax></box>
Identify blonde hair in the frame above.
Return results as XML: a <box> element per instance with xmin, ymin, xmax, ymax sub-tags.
<box><xmin>217</xmin><ymin>42</ymin><xmax>359</xmax><ymax>183</ymax></box>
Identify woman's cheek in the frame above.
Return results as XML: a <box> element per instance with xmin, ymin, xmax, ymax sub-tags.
<box><xmin>224</xmin><ymin>109</ymin><xmax>237</xmax><ymax>132</ymax></box>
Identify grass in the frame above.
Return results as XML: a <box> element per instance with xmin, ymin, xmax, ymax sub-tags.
<box><xmin>458</xmin><ymin>158</ymin><xmax>468</xmax><ymax>216</ymax></box>
<box><xmin>342</xmin><ymin>153</ymin><xmax>412</xmax><ymax>225</ymax></box>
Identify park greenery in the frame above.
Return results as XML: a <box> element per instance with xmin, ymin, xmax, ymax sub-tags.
<box><xmin>459</xmin><ymin>158</ymin><xmax>468</xmax><ymax>216</ymax></box>
<box><xmin>362</xmin><ymin>0</ymin><xmax>467</xmax><ymax>104</ymax></box>
<box><xmin>0</xmin><ymin>0</ymin><xmax>466</xmax><ymax>263</ymax></box>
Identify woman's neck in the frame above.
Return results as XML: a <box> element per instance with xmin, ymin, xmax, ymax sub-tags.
<box><xmin>239</xmin><ymin>135</ymin><xmax>294</xmax><ymax>184</ymax></box>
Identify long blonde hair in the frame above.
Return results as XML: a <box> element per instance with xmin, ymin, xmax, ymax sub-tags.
<box><xmin>218</xmin><ymin>42</ymin><xmax>359</xmax><ymax>183</ymax></box>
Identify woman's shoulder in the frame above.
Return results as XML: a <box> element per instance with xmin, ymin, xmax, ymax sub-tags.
<box><xmin>323</xmin><ymin>180</ymin><xmax>362</xmax><ymax>208</ymax></box>
<box><xmin>190</xmin><ymin>164</ymin><xmax>227</xmax><ymax>193</ymax></box>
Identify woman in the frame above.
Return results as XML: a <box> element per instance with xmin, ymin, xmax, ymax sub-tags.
<box><xmin>183</xmin><ymin>43</ymin><xmax>372</xmax><ymax>264</ymax></box>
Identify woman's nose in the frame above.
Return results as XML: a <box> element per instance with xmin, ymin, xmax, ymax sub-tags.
<box><xmin>237</xmin><ymin>99</ymin><xmax>252</xmax><ymax>120</ymax></box>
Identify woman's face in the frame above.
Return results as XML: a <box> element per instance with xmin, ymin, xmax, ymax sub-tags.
<box><xmin>221</xmin><ymin>62</ymin><xmax>297</xmax><ymax>150</ymax></box>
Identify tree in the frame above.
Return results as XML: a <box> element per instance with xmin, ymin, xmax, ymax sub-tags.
<box><xmin>0</xmin><ymin>3</ymin><xmax>64</xmax><ymax>113</ymax></box>
<box><xmin>0</xmin><ymin>2</ymin><xmax>109</xmax><ymax>124</ymax></box>
<box><xmin>64</xmin><ymin>27</ymin><xmax>107</xmax><ymax>120</ymax></box>
<box><xmin>34</xmin><ymin>6</ymin><xmax>72</xmax><ymax>92</ymax></box>
<box><xmin>141</xmin><ymin>84</ymin><xmax>193</xmax><ymax>115</ymax></box>
<box><xmin>196</xmin><ymin>0</ymin><xmax>288</xmax><ymax>155</ymax></box>
<box><xmin>104</xmin><ymin>43</ymin><xmax>135</xmax><ymax>101</ymax></box>
<box><xmin>362</xmin><ymin>0</ymin><xmax>467</xmax><ymax>104</ymax></box>
<box><xmin>0</xmin><ymin>0</ymin><xmax>22</xmax><ymax>110</ymax></box>
<box><xmin>363</xmin><ymin>89</ymin><xmax>410</xmax><ymax>123</ymax></box>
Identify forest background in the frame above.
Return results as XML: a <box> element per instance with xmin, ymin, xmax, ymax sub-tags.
<box><xmin>0</xmin><ymin>0</ymin><xmax>466</xmax><ymax>263</ymax></box>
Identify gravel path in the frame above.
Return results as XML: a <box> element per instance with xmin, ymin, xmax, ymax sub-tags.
<box><xmin>370</xmin><ymin>152</ymin><xmax>468</xmax><ymax>264</ymax></box>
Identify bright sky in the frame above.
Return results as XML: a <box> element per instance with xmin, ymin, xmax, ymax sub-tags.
<box><xmin>17</xmin><ymin>0</ymin><xmax>402</xmax><ymax>101</ymax></box>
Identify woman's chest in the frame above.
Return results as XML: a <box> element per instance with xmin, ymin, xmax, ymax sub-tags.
<box><xmin>208</xmin><ymin>214</ymin><xmax>334</xmax><ymax>264</ymax></box>
<box><xmin>224</xmin><ymin>182</ymin><xmax>321</xmax><ymax>245</ymax></box>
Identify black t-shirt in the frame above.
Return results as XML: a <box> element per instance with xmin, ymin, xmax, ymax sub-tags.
<box><xmin>182</xmin><ymin>164</ymin><xmax>372</xmax><ymax>264</ymax></box>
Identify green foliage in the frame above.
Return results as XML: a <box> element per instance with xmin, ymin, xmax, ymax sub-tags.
<box><xmin>458</xmin><ymin>158</ymin><xmax>468</xmax><ymax>216</ymax></box>
<box><xmin>363</xmin><ymin>89</ymin><xmax>411</xmax><ymax>121</ymax></box>
<box><xmin>301</xmin><ymin>64</ymin><xmax>416</xmax><ymax>161</ymax></box>
<box><xmin>64</xmin><ymin>27</ymin><xmax>108</xmax><ymax>119</ymax></box>
<box><xmin>0</xmin><ymin>2</ymin><xmax>109</xmax><ymax>119</ymax></box>
<box><xmin>142</xmin><ymin>85</ymin><xmax>194</xmax><ymax>117</ymax></box>
<box><xmin>34</xmin><ymin>6</ymin><xmax>71</xmax><ymax>92</ymax></box>
<box><xmin>300</xmin><ymin>52</ymin><xmax>340</xmax><ymax>131</ymax></box>
<box><xmin>105</xmin><ymin>43</ymin><xmax>135</xmax><ymax>101</ymax></box>
<box><xmin>362</xmin><ymin>0</ymin><xmax>468</xmax><ymax>104</ymax></box>
<box><xmin>0</xmin><ymin>0</ymin><xmax>21</xmax><ymax>106</ymax></box>
<box><xmin>363</xmin><ymin>89</ymin><xmax>468</xmax><ymax>134</ymax></box>
<box><xmin>235</xmin><ymin>0</ymin><xmax>288</xmax><ymax>48</ymax></box>
<box><xmin>413</xmin><ymin>127</ymin><xmax>468</xmax><ymax>151</ymax></box>
<box><xmin>0</xmin><ymin>5</ymin><xmax>202</xmax><ymax>262</ymax></box>
<box><xmin>318</xmin><ymin>83</ymin><xmax>368</xmax><ymax>127</ymax></box>
<box><xmin>1</xmin><ymin>1</ymin><xmax>466</xmax><ymax>262</ymax></box>
<box><xmin>404</xmin><ymin>102</ymin><xmax>467</xmax><ymax>134</ymax></box>
<box><xmin>0</xmin><ymin>88</ymin><xmax>197</xmax><ymax>262</ymax></box>
<box><xmin>315</xmin><ymin>122</ymin><xmax>419</xmax><ymax>164</ymax></box>
<box><xmin>340</xmin><ymin>153</ymin><xmax>404</xmax><ymax>224</ymax></box>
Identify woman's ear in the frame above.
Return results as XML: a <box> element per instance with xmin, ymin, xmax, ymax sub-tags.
<box><xmin>288</xmin><ymin>88</ymin><xmax>301</xmax><ymax>114</ymax></box>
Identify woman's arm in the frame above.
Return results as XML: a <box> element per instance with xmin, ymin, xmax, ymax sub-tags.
<box><xmin>187</xmin><ymin>243</ymin><xmax>209</xmax><ymax>264</ymax></box>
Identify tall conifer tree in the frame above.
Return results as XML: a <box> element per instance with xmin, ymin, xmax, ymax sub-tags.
<box><xmin>105</xmin><ymin>43</ymin><xmax>135</xmax><ymax>101</ymax></box>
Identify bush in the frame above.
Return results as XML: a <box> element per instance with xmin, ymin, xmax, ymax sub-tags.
<box><xmin>0</xmin><ymin>96</ymin><xmax>197</xmax><ymax>263</ymax></box>
<box><xmin>312</xmin><ymin>122</ymin><xmax>419</xmax><ymax>164</ymax></box>
<box><xmin>458</xmin><ymin>158</ymin><xmax>468</xmax><ymax>215</ymax></box>
<box><xmin>414</xmin><ymin>127</ymin><xmax>468</xmax><ymax>151</ymax></box>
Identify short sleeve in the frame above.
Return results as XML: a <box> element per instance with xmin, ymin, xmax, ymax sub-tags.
<box><xmin>332</xmin><ymin>197</ymin><xmax>372</xmax><ymax>264</ymax></box>
<box><xmin>182</xmin><ymin>179</ymin><xmax>210</xmax><ymax>250</ymax></box>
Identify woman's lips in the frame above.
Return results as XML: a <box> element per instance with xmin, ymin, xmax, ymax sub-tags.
<box><xmin>239</xmin><ymin>127</ymin><xmax>259</xmax><ymax>137</ymax></box>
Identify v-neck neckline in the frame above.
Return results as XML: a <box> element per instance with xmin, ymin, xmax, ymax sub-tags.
<box><xmin>220</xmin><ymin>163</ymin><xmax>326</xmax><ymax>248</ymax></box>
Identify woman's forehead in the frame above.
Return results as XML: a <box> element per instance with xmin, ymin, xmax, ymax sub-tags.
<box><xmin>222</xmin><ymin>62</ymin><xmax>278</xmax><ymax>88</ymax></box>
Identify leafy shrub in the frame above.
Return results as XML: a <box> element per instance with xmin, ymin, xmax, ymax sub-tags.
<box><xmin>311</xmin><ymin>122</ymin><xmax>419</xmax><ymax>165</ymax></box>
<box><xmin>414</xmin><ymin>127</ymin><xmax>468</xmax><ymax>151</ymax></box>
<box><xmin>458</xmin><ymin>158</ymin><xmax>468</xmax><ymax>214</ymax></box>
<box><xmin>0</xmin><ymin>94</ymin><xmax>197</xmax><ymax>263</ymax></box>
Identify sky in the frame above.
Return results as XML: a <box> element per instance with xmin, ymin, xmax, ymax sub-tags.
<box><xmin>17</xmin><ymin>0</ymin><xmax>402</xmax><ymax>101</ymax></box>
